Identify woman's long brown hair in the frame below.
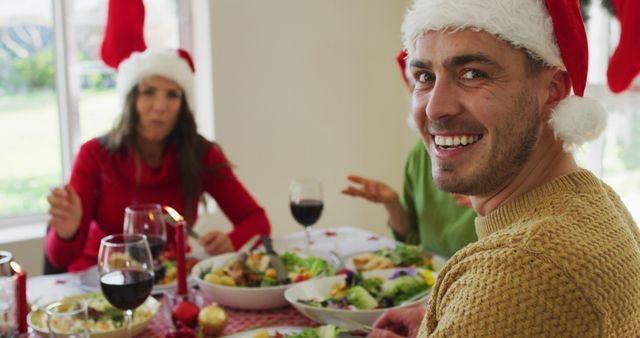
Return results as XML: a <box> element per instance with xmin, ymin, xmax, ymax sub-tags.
<box><xmin>103</xmin><ymin>85</ymin><xmax>228</xmax><ymax>225</ymax></box>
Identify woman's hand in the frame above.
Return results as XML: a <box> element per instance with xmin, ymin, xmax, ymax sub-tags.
<box><xmin>198</xmin><ymin>230</ymin><xmax>234</xmax><ymax>256</ymax></box>
<box><xmin>47</xmin><ymin>185</ymin><xmax>82</xmax><ymax>240</ymax></box>
<box><xmin>369</xmin><ymin>306</ymin><xmax>425</xmax><ymax>338</ymax></box>
<box><xmin>342</xmin><ymin>175</ymin><xmax>399</xmax><ymax>204</ymax></box>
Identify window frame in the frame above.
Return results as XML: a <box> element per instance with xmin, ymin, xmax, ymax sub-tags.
<box><xmin>0</xmin><ymin>0</ymin><xmax>193</xmax><ymax>229</ymax></box>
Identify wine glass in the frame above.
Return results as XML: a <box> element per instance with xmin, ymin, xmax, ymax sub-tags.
<box><xmin>289</xmin><ymin>179</ymin><xmax>324</xmax><ymax>252</ymax></box>
<box><xmin>45</xmin><ymin>300</ymin><xmax>89</xmax><ymax>338</ymax></box>
<box><xmin>123</xmin><ymin>204</ymin><xmax>166</xmax><ymax>282</ymax></box>
<box><xmin>98</xmin><ymin>234</ymin><xmax>154</xmax><ymax>338</ymax></box>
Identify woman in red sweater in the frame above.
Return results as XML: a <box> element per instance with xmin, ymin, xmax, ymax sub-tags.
<box><xmin>45</xmin><ymin>49</ymin><xmax>271</xmax><ymax>272</ymax></box>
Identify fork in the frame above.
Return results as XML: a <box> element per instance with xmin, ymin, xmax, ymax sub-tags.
<box><xmin>314</xmin><ymin>313</ymin><xmax>373</xmax><ymax>333</ymax></box>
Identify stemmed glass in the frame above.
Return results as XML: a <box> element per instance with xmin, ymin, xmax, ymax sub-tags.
<box><xmin>123</xmin><ymin>204</ymin><xmax>166</xmax><ymax>282</ymax></box>
<box><xmin>98</xmin><ymin>234</ymin><xmax>154</xmax><ymax>338</ymax></box>
<box><xmin>45</xmin><ymin>300</ymin><xmax>89</xmax><ymax>338</ymax></box>
<box><xmin>289</xmin><ymin>179</ymin><xmax>324</xmax><ymax>253</ymax></box>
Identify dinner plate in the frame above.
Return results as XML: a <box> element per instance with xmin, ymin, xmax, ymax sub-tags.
<box><xmin>28</xmin><ymin>293</ymin><xmax>159</xmax><ymax>338</ymax></box>
<box><xmin>223</xmin><ymin>326</ymin><xmax>360</xmax><ymax>338</ymax></box>
<box><xmin>342</xmin><ymin>249</ymin><xmax>448</xmax><ymax>272</ymax></box>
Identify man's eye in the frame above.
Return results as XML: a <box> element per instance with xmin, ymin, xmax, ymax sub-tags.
<box><xmin>461</xmin><ymin>69</ymin><xmax>487</xmax><ymax>80</ymax></box>
<box><xmin>417</xmin><ymin>72</ymin><xmax>435</xmax><ymax>83</ymax></box>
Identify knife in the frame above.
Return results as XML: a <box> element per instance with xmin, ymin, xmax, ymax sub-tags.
<box><xmin>261</xmin><ymin>235</ymin><xmax>289</xmax><ymax>284</ymax></box>
<box><xmin>238</xmin><ymin>234</ymin><xmax>261</xmax><ymax>253</ymax></box>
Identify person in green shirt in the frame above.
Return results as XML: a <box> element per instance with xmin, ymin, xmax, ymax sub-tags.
<box><xmin>342</xmin><ymin>51</ymin><xmax>476</xmax><ymax>258</ymax></box>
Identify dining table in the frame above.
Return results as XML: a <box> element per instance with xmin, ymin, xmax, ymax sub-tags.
<box><xmin>25</xmin><ymin>227</ymin><xmax>398</xmax><ymax>337</ymax></box>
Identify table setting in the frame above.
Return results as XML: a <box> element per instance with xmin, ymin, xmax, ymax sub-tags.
<box><xmin>0</xmin><ymin>184</ymin><xmax>445</xmax><ymax>338</ymax></box>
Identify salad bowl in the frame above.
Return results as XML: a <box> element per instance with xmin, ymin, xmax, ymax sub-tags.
<box><xmin>192</xmin><ymin>251</ymin><xmax>334</xmax><ymax>310</ymax></box>
<box><xmin>27</xmin><ymin>293</ymin><xmax>159</xmax><ymax>338</ymax></box>
<box><xmin>284</xmin><ymin>268</ymin><xmax>435</xmax><ymax>327</ymax></box>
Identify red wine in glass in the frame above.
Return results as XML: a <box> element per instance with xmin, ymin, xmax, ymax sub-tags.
<box><xmin>290</xmin><ymin>199</ymin><xmax>324</xmax><ymax>226</ymax></box>
<box><xmin>100</xmin><ymin>269</ymin><xmax>154</xmax><ymax>310</ymax></box>
<box><xmin>123</xmin><ymin>204</ymin><xmax>166</xmax><ymax>283</ymax></box>
<box><xmin>98</xmin><ymin>234</ymin><xmax>154</xmax><ymax>338</ymax></box>
<box><xmin>289</xmin><ymin>179</ymin><xmax>323</xmax><ymax>252</ymax></box>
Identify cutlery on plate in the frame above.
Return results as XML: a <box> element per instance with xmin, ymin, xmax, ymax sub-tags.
<box><xmin>237</xmin><ymin>234</ymin><xmax>261</xmax><ymax>253</ymax></box>
<box><xmin>315</xmin><ymin>313</ymin><xmax>373</xmax><ymax>333</ymax></box>
<box><xmin>261</xmin><ymin>235</ymin><xmax>289</xmax><ymax>283</ymax></box>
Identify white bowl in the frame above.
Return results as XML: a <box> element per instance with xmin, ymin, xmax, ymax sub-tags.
<box><xmin>28</xmin><ymin>293</ymin><xmax>159</xmax><ymax>338</ymax></box>
<box><xmin>192</xmin><ymin>252</ymin><xmax>291</xmax><ymax>310</ymax></box>
<box><xmin>284</xmin><ymin>269</ymin><xmax>433</xmax><ymax>327</ymax></box>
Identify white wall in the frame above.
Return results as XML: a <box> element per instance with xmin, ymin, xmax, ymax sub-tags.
<box><xmin>197</xmin><ymin>0</ymin><xmax>417</xmax><ymax>238</ymax></box>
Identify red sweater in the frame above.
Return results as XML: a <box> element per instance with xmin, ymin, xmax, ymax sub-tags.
<box><xmin>45</xmin><ymin>138</ymin><xmax>270</xmax><ymax>272</ymax></box>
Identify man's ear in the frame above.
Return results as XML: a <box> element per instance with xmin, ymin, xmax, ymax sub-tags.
<box><xmin>542</xmin><ymin>69</ymin><xmax>572</xmax><ymax>121</ymax></box>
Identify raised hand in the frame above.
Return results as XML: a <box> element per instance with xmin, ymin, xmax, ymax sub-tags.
<box><xmin>47</xmin><ymin>184</ymin><xmax>82</xmax><ymax>240</ymax></box>
<box><xmin>450</xmin><ymin>193</ymin><xmax>473</xmax><ymax>208</ymax></box>
<box><xmin>198</xmin><ymin>230</ymin><xmax>234</xmax><ymax>256</ymax></box>
<box><xmin>341</xmin><ymin>175</ymin><xmax>399</xmax><ymax>204</ymax></box>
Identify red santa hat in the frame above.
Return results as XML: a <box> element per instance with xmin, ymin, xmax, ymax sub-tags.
<box><xmin>607</xmin><ymin>0</ymin><xmax>640</xmax><ymax>93</ymax></box>
<box><xmin>401</xmin><ymin>0</ymin><xmax>607</xmax><ymax>151</ymax></box>
<box><xmin>116</xmin><ymin>49</ymin><xmax>196</xmax><ymax>109</ymax></box>
<box><xmin>100</xmin><ymin>0</ymin><xmax>195</xmax><ymax>108</ymax></box>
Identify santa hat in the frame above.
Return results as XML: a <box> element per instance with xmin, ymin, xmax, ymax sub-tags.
<box><xmin>401</xmin><ymin>0</ymin><xmax>607</xmax><ymax>151</ymax></box>
<box><xmin>116</xmin><ymin>49</ymin><xmax>196</xmax><ymax>108</ymax></box>
<box><xmin>607</xmin><ymin>0</ymin><xmax>640</xmax><ymax>93</ymax></box>
<box><xmin>100</xmin><ymin>0</ymin><xmax>195</xmax><ymax>108</ymax></box>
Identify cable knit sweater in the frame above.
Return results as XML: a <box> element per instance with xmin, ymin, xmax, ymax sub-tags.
<box><xmin>419</xmin><ymin>169</ymin><xmax>640</xmax><ymax>337</ymax></box>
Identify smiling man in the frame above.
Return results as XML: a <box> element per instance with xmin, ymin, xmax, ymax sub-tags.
<box><xmin>370</xmin><ymin>0</ymin><xmax>640</xmax><ymax>337</ymax></box>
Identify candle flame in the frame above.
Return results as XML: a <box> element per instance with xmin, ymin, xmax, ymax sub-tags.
<box><xmin>10</xmin><ymin>261</ymin><xmax>22</xmax><ymax>273</ymax></box>
<box><xmin>164</xmin><ymin>206</ymin><xmax>184</xmax><ymax>222</ymax></box>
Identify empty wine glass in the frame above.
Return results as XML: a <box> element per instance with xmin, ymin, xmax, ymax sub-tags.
<box><xmin>123</xmin><ymin>204</ymin><xmax>166</xmax><ymax>282</ymax></box>
<box><xmin>289</xmin><ymin>179</ymin><xmax>324</xmax><ymax>253</ymax></box>
<box><xmin>98</xmin><ymin>234</ymin><xmax>154</xmax><ymax>338</ymax></box>
<box><xmin>45</xmin><ymin>300</ymin><xmax>89</xmax><ymax>338</ymax></box>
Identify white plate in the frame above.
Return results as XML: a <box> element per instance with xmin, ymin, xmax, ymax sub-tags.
<box><xmin>192</xmin><ymin>253</ymin><xmax>293</xmax><ymax>310</ymax></box>
<box><xmin>224</xmin><ymin>326</ymin><xmax>307</xmax><ymax>338</ymax></box>
<box><xmin>284</xmin><ymin>268</ymin><xmax>434</xmax><ymax>328</ymax></box>
<box><xmin>223</xmin><ymin>326</ymin><xmax>360</xmax><ymax>338</ymax></box>
<box><xmin>342</xmin><ymin>250</ymin><xmax>448</xmax><ymax>272</ymax></box>
<box><xmin>28</xmin><ymin>293</ymin><xmax>159</xmax><ymax>338</ymax></box>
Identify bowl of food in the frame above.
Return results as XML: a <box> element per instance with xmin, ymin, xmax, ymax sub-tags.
<box><xmin>28</xmin><ymin>293</ymin><xmax>159</xmax><ymax>338</ymax></box>
<box><xmin>192</xmin><ymin>251</ymin><xmax>334</xmax><ymax>310</ymax></box>
<box><xmin>346</xmin><ymin>244</ymin><xmax>447</xmax><ymax>272</ymax></box>
<box><xmin>284</xmin><ymin>268</ymin><xmax>436</xmax><ymax>328</ymax></box>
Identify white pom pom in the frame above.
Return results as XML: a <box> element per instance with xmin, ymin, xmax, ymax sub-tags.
<box><xmin>548</xmin><ymin>96</ymin><xmax>607</xmax><ymax>152</ymax></box>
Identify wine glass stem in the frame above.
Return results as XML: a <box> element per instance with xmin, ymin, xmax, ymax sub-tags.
<box><xmin>305</xmin><ymin>226</ymin><xmax>312</xmax><ymax>254</ymax></box>
<box><xmin>123</xmin><ymin>309</ymin><xmax>133</xmax><ymax>338</ymax></box>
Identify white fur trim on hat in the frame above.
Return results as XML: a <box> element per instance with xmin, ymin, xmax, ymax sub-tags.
<box><xmin>116</xmin><ymin>48</ymin><xmax>194</xmax><ymax>108</ymax></box>
<box><xmin>401</xmin><ymin>0</ymin><xmax>563</xmax><ymax>69</ymax></box>
<box><xmin>549</xmin><ymin>96</ymin><xmax>607</xmax><ymax>152</ymax></box>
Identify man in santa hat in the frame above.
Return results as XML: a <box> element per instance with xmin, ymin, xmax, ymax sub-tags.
<box><xmin>370</xmin><ymin>0</ymin><xmax>640</xmax><ymax>337</ymax></box>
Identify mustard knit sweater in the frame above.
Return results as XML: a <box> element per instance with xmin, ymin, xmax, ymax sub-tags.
<box><xmin>419</xmin><ymin>170</ymin><xmax>640</xmax><ymax>337</ymax></box>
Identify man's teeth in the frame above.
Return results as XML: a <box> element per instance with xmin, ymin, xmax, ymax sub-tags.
<box><xmin>434</xmin><ymin>135</ymin><xmax>480</xmax><ymax>147</ymax></box>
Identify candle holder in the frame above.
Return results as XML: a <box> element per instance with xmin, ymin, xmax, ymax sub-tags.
<box><xmin>0</xmin><ymin>252</ymin><xmax>16</xmax><ymax>337</ymax></box>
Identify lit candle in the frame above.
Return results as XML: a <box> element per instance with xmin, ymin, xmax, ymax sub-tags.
<box><xmin>165</xmin><ymin>206</ymin><xmax>188</xmax><ymax>296</ymax></box>
<box><xmin>175</xmin><ymin>221</ymin><xmax>188</xmax><ymax>296</ymax></box>
<box><xmin>10</xmin><ymin>261</ymin><xmax>27</xmax><ymax>334</ymax></box>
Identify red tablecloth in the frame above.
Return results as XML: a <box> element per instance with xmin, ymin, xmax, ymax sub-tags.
<box><xmin>141</xmin><ymin>298</ymin><xmax>316</xmax><ymax>337</ymax></box>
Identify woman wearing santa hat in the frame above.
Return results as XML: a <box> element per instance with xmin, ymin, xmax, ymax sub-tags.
<box><xmin>44</xmin><ymin>47</ymin><xmax>271</xmax><ymax>272</ymax></box>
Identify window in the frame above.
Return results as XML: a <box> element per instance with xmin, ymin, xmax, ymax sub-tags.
<box><xmin>576</xmin><ymin>1</ymin><xmax>640</xmax><ymax>223</ymax></box>
<box><xmin>0</xmin><ymin>0</ymin><xmax>191</xmax><ymax>227</ymax></box>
